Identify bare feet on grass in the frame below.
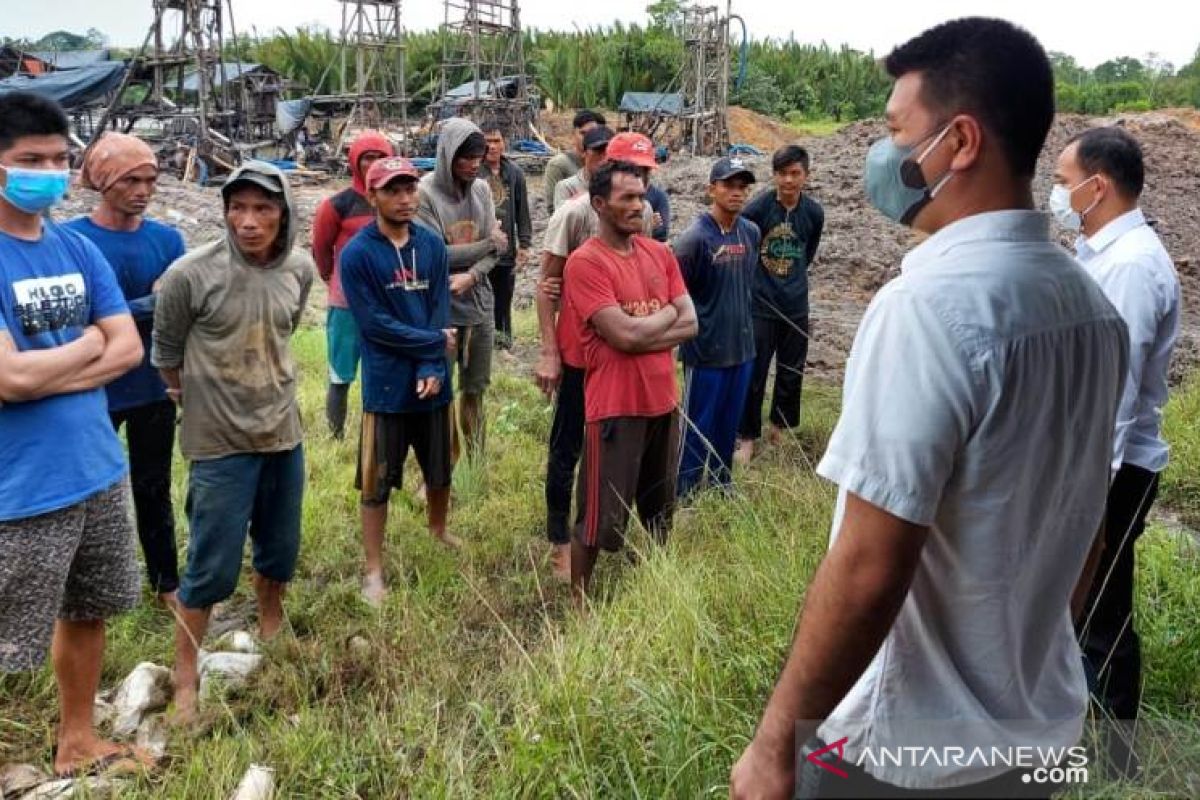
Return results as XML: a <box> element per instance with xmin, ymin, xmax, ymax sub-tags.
<box><xmin>434</xmin><ymin>530</ymin><xmax>463</xmax><ymax>549</ymax></box>
<box><xmin>54</xmin><ymin>735</ymin><xmax>156</xmax><ymax>778</ymax></box>
<box><xmin>170</xmin><ymin>672</ymin><xmax>199</xmax><ymax>727</ymax></box>
<box><xmin>362</xmin><ymin>572</ymin><xmax>387</xmax><ymax>608</ymax></box>
<box><xmin>550</xmin><ymin>543</ymin><xmax>571</xmax><ymax>582</ymax></box>
<box><xmin>253</xmin><ymin>573</ymin><xmax>286</xmax><ymax>640</ymax></box>
<box><xmin>733</xmin><ymin>438</ymin><xmax>754</xmax><ymax>466</ymax></box>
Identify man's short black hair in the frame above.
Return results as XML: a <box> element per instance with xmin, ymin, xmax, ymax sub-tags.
<box><xmin>0</xmin><ymin>92</ymin><xmax>70</xmax><ymax>153</ymax></box>
<box><xmin>772</xmin><ymin>145</ymin><xmax>810</xmax><ymax>173</ymax></box>
<box><xmin>589</xmin><ymin>161</ymin><xmax>645</xmax><ymax>201</ymax></box>
<box><xmin>1068</xmin><ymin>127</ymin><xmax>1145</xmax><ymax>199</ymax></box>
<box><xmin>573</xmin><ymin>109</ymin><xmax>607</xmax><ymax>129</ymax></box>
<box><xmin>884</xmin><ymin>17</ymin><xmax>1053</xmax><ymax>178</ymax></box>
<box><xmin>454</xmin><ymin>132</ymin><xmax>488</xmax><ymax>160</ymax></box>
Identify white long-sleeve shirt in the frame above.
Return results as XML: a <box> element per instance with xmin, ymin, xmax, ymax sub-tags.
<box><xmin>1075</xmin><ymin>208</ymin><xmax>1181</xmax><ymax>476</ymax></box>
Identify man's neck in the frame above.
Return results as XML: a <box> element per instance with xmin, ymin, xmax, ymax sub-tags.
<box><xmin>91</xmin><ymin>204</ymin><xmax>143</xmax><ymax>233</ymax></box>
<box><xmin>710</xmin><ymin>206</ymin><xmax>738</xmax><ymax>234</ymax></box>
<box><xmin>378</xmin><ymin>217</ymin><xmax>411</xmax><ymax>248</ymax></box>
<box><xmin>776</xmin><ymin>190</ymin><xmax>800</xmax><ymax>211</ymax></box>
<box><xmin>1082</xmin><ymin>201</ymin><xmax>1137</xmax><ymax>239</ymax></box>
<box><xmin>485</xmin><ymin>157</ymin><xmax>502</xmax><ymax>172</ymax></box>
<box><xmin>597</xmin><ymin>223</ymin><xmax>634</xmax><ymax>255</ymax></box>
<box><xmin>0</xmin><ymin>198</ymin><xmax>43</xmax><ymax>241</ymax></box>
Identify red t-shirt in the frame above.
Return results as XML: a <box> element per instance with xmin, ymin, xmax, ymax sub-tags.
<box><xmin>555</xmin><ymin>290</ymin><xmax>585</xmax><ymax>368</ymax></box>
<box><xmin>563</xmin><ymin>236</ymin><xmax>688</xmax><ymax>422</ymax></box>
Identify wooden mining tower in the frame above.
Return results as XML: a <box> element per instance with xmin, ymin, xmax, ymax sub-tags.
<box><xmin>680</xmin><ymin>3</ymin><xmax>731</xmax><ymax>155</ymax></box>
<box><xmin>311</xmin><ymin>0</ymin><xmax>409</xmax><ymax>151</ymax></box>
<box><xmin>428</xmin><ymin>0</ymin><xmax>535</xmax><ymax>141</ymax></box>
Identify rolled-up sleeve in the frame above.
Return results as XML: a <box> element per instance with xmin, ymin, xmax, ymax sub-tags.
<box><xmin>816</xmin><ymin>286</ymin><xmax>979</xmax><ymax>526</ymax></box>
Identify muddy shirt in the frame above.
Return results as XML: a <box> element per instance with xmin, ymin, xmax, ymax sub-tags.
<box><xmin>153</xmin><ymin>241</ymin><xmax>313</xmax><ymax>461</ymax></box>
<box><xmin>742</xmin><ymin>190</ymin><xmax>823</xmax><ymax>320</ymax></box>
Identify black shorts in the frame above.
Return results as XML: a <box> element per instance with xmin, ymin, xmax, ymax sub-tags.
<box><xmin>356</xmin><ymin>407</ymin><xmax>453</xmax><ymax>505</ymax></box>
<box><xmin>573</xmin><ymin>412</ymin><xmax>680</xmax><ymax>552</ymax></box>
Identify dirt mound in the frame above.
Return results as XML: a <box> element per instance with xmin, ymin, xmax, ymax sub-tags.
<box><xmin>727</xmin><ymin>106</ymin><xmax>805</xmax><ymax>153</ymax></box>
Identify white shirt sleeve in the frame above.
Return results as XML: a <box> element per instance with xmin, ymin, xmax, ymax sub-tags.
<box><xmin>816</xmin><ymin>285</ymin><xmax>980</xmax><ymax>526</ymax></box>
<box><xmin>1094</xmin><ymin>254</ymin><xmax>1166</xmax><ymax>475</ymax></box>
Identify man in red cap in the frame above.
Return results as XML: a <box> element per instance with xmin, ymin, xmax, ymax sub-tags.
<box><xmin>340</xmin><ymin>157</ymin><xmax>457</xmax><ymax>606</ymax></box>
<box><xmin>311</xmin><ymin>131</ymin><xmax>395</xmax><ymax>439</ymax></box>
<box><xmin>534</xmin><ymin>132</ymin><xmax>658</xmax><ymax>580</ymax></box>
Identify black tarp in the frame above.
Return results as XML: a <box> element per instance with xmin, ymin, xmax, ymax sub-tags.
<box><xmin>0</xmin><ymin>62</ymin><xmax>125</xmax><ymax>109</ymax></box>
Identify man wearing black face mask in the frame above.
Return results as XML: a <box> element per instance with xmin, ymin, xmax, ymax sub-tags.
<box><xmin>731</xmin><ymin>18</ymin><xmax>1129</xmax><ymax>800</ymax></box>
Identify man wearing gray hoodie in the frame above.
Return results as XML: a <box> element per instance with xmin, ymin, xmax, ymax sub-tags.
<box><xmin>152</xmin><ymin>161</ymin><xmax>314</xmax><ymax>722</ymax></box>
<box><xmin>418</xmin><ymin>118</ymin><xmax>507</xmax><ymax>462</ymax></box>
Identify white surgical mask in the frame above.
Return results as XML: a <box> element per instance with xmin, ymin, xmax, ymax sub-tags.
<box><xmin>1048</xmin><ymin>175</ymin><xmax>1099</xmax><ymax>231</ymax></box>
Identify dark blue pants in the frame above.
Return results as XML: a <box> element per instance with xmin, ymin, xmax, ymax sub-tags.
<box><xmin>545</xmin><ymin>365</ymin><xmax>585</xmax><ymax>544</ymax></box>
<box><xmin>678</xmin><ymin>360</ymin><xmax>754</xmax><ymax>498</ymax></box>
<box><xmin>110</xmin><ymin>399</ymin><xmax>178</xmax><ymax>593</ymax></box>
<box><xmin>178</xmin><ymin>445</ymin><xmax>305</xmax><ymax>609</ymax></box>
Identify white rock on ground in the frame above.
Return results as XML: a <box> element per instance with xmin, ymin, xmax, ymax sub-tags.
<box><xmin>19</xmin><ymin>776</ymin><xmax>115</xmax><ymax>799</ymax></box>
<box><xmin>212</xmin><ymin>630</ymin><xmax>260</xmax><ymax>655</ymax></box>
<box><xmin>229</xmin><ymin>764</ymin><xmax>275</xmax><ymax>800</ymax></box>
<box><xmin>0</xmin><ymin>763</ymin><xmax>49</xmax><ymax>796</ymax></box>
<box><xmin>199</xmin><ymin>651</ymin><xmax>263</xmax><ymax>698</ymax></box>
<box><xmin>111</xmin><ymin>662</ymin><xmax>171</xmax><ymax>738</ymax></box>
<box><xmin>92</xmin><ymin>696</ymin><xmax>116</xmax><ymax>729</ymax></box>
<box><xmin>136</xmin><ymin>714</ymin><xmax>169</xmax><ymax>761</ymax></box>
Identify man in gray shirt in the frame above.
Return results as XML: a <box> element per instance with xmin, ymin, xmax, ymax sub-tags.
<box><xmin>543</xmin><ymin>109</ymin><xmax>605</xmax><ymax>214</ymax></box>
<box><xmin>153</xmin><ymin>161</ymin><xmax>314</xmax><ymax>723</ymax></box>
<box><xmin>418</xmin><ymin>118</ymin><xmax>507</xmax><ymax>463</ymax></box>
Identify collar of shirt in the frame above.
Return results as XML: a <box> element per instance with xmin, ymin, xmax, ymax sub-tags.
<box><xmin>1075</xmin><ymin>207</ymin><xmax>1146</xmax><ymax>263</ymax></box>
<box><xmin>900</xmin><ymin>210</ymin><xmax>1050</xmax><ymax>275</ymax></box>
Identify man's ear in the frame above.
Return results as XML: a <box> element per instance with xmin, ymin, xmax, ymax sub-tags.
<box><xmin>947</xmin><ymin>114</ymin><xmax>984</xmax><ymax>173</ymax></box>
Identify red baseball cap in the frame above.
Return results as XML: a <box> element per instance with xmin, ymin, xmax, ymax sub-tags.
<box><xmin>606</xmin><ymin>132</ymin><xmax>657</xmax><ymax>169</ymax></box>
<box><xmin>366</xmin><ymin>156</ymin><xmax>420</xmax><ymax>190</ymax></box>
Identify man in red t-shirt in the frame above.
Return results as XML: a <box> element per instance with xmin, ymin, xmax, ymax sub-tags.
<box><xmin>561</xmin><ymin>161</ymin><xmax>698</xmax><ymax>601</ymax></box>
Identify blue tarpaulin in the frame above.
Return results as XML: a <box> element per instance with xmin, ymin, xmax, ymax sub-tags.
<box><xmin>0</xmin><ymin>61</ymin><xmax>125</xmax><ymax>109</ymax></box>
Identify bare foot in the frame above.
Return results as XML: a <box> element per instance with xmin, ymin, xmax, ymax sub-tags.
<box><xmin>253</xmin><ymin>573</ymin><xmax>286</xmax><ymax>640</ymax></box>
<box><xmin>54</xmin><ymin>737</ymin><xmax>155</xmax><ymax>778</ymax></box>
<box><xmin>765</xmin><ymin>425</ymin><xmax>784</xmax><ymax>446</ymax></box>
<box><xmin>156</xmin><ymin>590</ymin><xmax>179</xmax><ymax>611</ymax></box>
<box><xmin>433</xmin><ymin>530</ymin><xmax>462</xmax><ymax>549</ymax></box>
<box><xmin>733</xmin><ymin>438</ymin><xmax>754</xmax><ymax>466</ymax></box>
<box><xmin>169</xmin><ymin>677</ymin><xmax>199</xmax><ymax>727</ymax></box>
<box><xmin>550</xmin><ymin>544</ymin><xmax>571</xmax><ymax>582</ymax></box>
<box><xmin>362</xmin><ymin>573</ymin><xmax>387</xmax><ymax>608</ymax></box>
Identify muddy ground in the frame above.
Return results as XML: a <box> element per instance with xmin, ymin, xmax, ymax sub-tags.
<box><xmin>55</xmin><ymin>108</ymin><xmax>1200</xmax><ymax>381</ymax></box>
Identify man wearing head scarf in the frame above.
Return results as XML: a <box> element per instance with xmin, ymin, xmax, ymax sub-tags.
<box><xmin>311</xmin><ymin>131</ymin><xmax>395</xmax><ymax>438</ymax></box>
<box><xmin>153</xmin><ymin>161</ymin><xmax>314</xmax><ymax>723</ymax></box>
<box><xmin>67</xmin><ymin>132</ymin><xmax>187</xmax><ymax>607</ymax></box>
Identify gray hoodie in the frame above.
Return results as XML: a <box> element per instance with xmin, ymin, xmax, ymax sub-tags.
<box><xmin>152</xmin><ymin>161</ymin><xmax>315</xmax><ymax>460</ymax></box>
<box><xmin>417</xmin><ymin>118</ymin><xmax>499</xmax><ymax>327</ymax></box>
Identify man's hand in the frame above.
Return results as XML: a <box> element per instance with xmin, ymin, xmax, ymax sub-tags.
<box><xmin>539</xmin><ymin>276</ymin><xmax>563</xmax><ymax>303</ymax></box>
<box><xmin>166</xmin><ymin>386</ymin><xmax>183</xmax><ymax>405</ymax></box>
<box><xmin>534</xmin><ymin>350</ymin><xmax>562</xmax><ymax>398</ymax></box>
<box><xmin>729</xmin><ymin>737</ymin><xmax>795</xmax><ymax>800</ymax></box>
<box><xmin>489</xmin><ymin>221</ymin><xmax>509</xmax><ymax>254</ymax></box>
<box><xmin>652</xmin><ymin>212</ymin><xmax>664</xmax><ymax>230</ymax></box>
<box><xmin>416</xmin><ymin>376</ymin><xmax>442</xmax><ymax>399</ymax></box>
<box><xmin>450</xmin><ymin>273</ymin><xmax>477</xmax><ymax>296</ymax></box>
<box><xmin>443</xmin><ymin>328</ymin><xmax>458</xmax><ymax>359</ymax></box>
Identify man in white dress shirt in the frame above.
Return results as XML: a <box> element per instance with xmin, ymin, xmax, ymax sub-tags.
<box><xmin>1053</xmin><ymin>125</ymin><xmax>1181</xmax><ymax>779</ymax></box>
<box><xmin>730</xmin><ymin>18</ymin><xmax>1129</xmax><ymax>799</ymax></box>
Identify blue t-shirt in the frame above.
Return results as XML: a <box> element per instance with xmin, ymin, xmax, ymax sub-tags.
<box><xmin>65</xmin><ymin>216</ymin><xmax>186</xmax><ymax>411</ymax></box>
<box><xmin>0</xmin><ymin>221</ymin><xmax>131</xmax><ymax>521</ymax></box>
<box><xmin>673</xmin><ymin>213</ymin><xmax>760</xmax><ymax>368</ymax></box>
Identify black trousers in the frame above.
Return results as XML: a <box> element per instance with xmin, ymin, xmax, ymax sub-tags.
<box><xmin>544</xmin><ymin>365</ymin><xmax>585</xmax><ymax>545</ymax></box>
<box><xmin>110</xmin><ymin>399</ymin><xmax>179</xmax><ymax>594</ymax></box>
<box><xmin>490</xmin><ymin>257</ymin><xmax>516</xmax><ymax>343</ymax></box>
<box><xmin>1078</xmin><ymin>463</ymin><xmax>1159</xmax><ymax>775</ymax></box>
<box><xmin>738</xmin><ymin>314</ymin><xmax>810</xmax><ymax>440</ymax></box>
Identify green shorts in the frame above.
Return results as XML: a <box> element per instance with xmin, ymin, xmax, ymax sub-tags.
<box><xmin>455</xmin><ymin>319</ymin><xmax>495</xmax><ymax>396</ymax></box>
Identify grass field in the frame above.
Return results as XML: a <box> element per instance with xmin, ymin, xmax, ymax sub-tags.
<box><xmin>1</xmin><ymin>311</ymin><xmax>1198</xmax><ymax>798</ymax></box>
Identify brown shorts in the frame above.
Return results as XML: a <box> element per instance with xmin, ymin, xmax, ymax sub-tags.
<box><xmin>356</xmin><ymin>407</ymin><xmax>453</xmax><ymax>505</ymax></box>
<box><xmin>573</xmin><ymin>412</ymin><xmax>680</xmax><ymax>552</ymax></box>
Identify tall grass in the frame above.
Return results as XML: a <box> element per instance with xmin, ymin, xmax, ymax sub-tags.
<box><xmin>1</xmin><ymin>311</ymin><xmax>1198</xmax><ymax>797</ymax></box>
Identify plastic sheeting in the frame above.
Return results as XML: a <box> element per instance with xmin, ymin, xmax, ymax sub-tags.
<box><xmin>0</xmin><ymin>61</ymin><xmax>125</xmax><ymax>109</ymax></box>
<box><xmin>275</xmin><ymin>98</ymin><xmax>311</xmax><ymax>136</ymax></box>
<box><xmin>618</xmin><ymin>92</ymin><xmax>685</xmax><ymax>116</ymax></box>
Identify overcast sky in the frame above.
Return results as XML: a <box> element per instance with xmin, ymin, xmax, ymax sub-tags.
<box><xmin>4</xmin><ymin>0</ymin><xmax>1198</xmax><ymax>70</ymax></box>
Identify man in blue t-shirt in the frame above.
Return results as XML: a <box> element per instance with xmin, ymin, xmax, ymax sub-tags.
<box><xmin>673</xmin><ymin>157</ymin><xmax>761</xmax><ymax>497</ymax></box>
<box><xmin>68</xmin><ymin>132</ymin><xmax>187</xmax><ymax>605</ymax></box>
<box><xmin>0</xmin><ymin>92</ymin><xmax>148</xmax><ymax>777</ymax></box>
<box><xmin>736</xmin><ymin>145</ymin><xmax>824</xmax><ymax>464</ymax></box>
<box><xmin>340</xmin><ymin>156</ymin><xmax>458</xmax><ymax>607</ymax></box>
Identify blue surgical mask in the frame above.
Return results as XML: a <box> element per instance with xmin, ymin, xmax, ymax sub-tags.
<box><xmin>864</xmin><ymin>123</ymin><xmax>955</xmax><ymax>226</ymax></box>
<box><xmin>0</xmin><ymin>163</ymin><xmax>71</xmax><ymax>214</ymax></box>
